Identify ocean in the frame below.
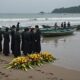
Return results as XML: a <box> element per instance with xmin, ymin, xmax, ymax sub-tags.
<box><xmin>0</xmin><ymin>13</ymin><xmax>80</xmax><ymax>27</ymax></box>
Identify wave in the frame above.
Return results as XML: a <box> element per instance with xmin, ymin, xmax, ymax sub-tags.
<box><xmin>0</xmin><ymin>17</ymin><xmax>80</xmax><ymax>21</ymax></box>
<box><xmin>0</xmin><ymin>17</ymin><xmax>80</xmax><ymax>27</ymax></box>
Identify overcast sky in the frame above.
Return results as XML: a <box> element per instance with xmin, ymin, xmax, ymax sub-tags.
<box><xmin>0</xmin><ymin>0</ymin><xmax>80</xmax><ymax>13</ymax></box>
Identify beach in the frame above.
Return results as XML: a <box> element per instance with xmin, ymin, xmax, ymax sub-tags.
<box><xmin>0</xmin><ymin>13</ymin><xmax>80</xmax><ymax>80</ymax></box>
<box><xmin>0</xmin><ymin>54</ymin><xmax>80</xmax><ymax>80</ymax></box>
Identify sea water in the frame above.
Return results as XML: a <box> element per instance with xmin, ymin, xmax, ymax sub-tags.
<box><xmin>0</xmin><ymin>13</ymin><xmax>80</xmax><ymax>27</ymax></box>
<box><xmin>42</xmin><ymin>31</ymin><xmax>80</xmax><ymax>71</ymax></box>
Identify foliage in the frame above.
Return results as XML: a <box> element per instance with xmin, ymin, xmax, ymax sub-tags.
<box><xmin>52</xmin><ymin>5</ymin><xmax>80</xmax><ymax>13</ymax></box>
<box><xmin>6</xmin><ymin>52</ymin><xmax>56</xmax><ymax>71</ymax></box>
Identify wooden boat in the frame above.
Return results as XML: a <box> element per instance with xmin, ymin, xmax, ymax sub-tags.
<box><xmin>41</xmin><ymin>28</ymin><xmax>75</xmax><ymax>37</ymax></box>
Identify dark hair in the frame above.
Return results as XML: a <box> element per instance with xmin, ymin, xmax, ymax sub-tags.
<box><xmin>5</xmin><ymin>27</ymin><xmax>9</xmax><ymax>31</ymax></box>
<box><xmin>35</xmin><ymin>25</ymin><xmax>39</xmax><ymax>28</ymax></box>
<box><xmin>12</xmin><ymin>25</ymin><xmax>16</xmax><ymax>28</ymax></box>
<box><xmin>25</xmin><ymin>28</ymin><xmax>29</xmax><ymax>31</ymax></box>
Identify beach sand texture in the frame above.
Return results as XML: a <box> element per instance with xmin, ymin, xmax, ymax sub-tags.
<box><xmin>0</xmin><ymin>54</ymin><xmax>80</xmax><ymax>80</ymax></box>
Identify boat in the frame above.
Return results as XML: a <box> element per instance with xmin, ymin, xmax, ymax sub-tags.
<box><xmin>41</xmin><ymin>28</ymin><xmax>75</xmax><ymax>37</ymax></box>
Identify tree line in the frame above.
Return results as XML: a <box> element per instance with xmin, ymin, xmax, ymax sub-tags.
<box><xmin>51</xmin><ymin>5</ymin><xmax>80</xmax><ymax>13</ymax></box>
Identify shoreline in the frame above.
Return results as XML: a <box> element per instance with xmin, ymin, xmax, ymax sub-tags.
<box><xmin>0</xmin><ymin>54</ymin><xmax>80</xmax><ymax>80</ymax></box>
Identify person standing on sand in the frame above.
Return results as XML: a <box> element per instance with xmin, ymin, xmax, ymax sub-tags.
<box><xmin>30</xmin><ymin>28</ymin><xmax>35</xmax><ymax>53</ymax></box>
<box><xmin>21</xmin><ymin>28</ymin><xmax>27</xmax><ymax>54</ymax></box>
<box><xmin>11</xmin><ymin>25</ymin><xmax>16</xmax><ymax>55</ymax></box>
<box><xmin>14</xmin><ymin>28</ymin><xmax>21</xmax><ymax>57</ymax></box>
<box><xmin>34</xmin><ymin>25</ymin><xmax>41</xmax><ymax>53</ymax></box>
<box><xmin>24</xmin><ymin>28</ymin><xmax>31</xmax><ymax>55</ymax></box>
<box><xmin>0</xmin><ymin>28</ymin><xmax>2</xmax><ymax>53</ymax></box>
<box><xmin>3</xmin><ymin>28</ymin><xmax>10</xmax><ymax>56</ymax></box>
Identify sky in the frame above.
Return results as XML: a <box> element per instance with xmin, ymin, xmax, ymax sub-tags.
<box><xmin>0</xmin><ymin>0</ymin><xmax>80</xmax><ymax>13</ymax></box>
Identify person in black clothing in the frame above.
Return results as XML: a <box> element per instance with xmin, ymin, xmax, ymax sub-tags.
<box><xmin>21</xmin><ymin>28</ymin><xmax>27</xmax><ymax>53</ymax></box>
<box><xmin>0</xmin><ymin>28</ymin><xmax>2</xmax><ymax>53</ymax></box>
<box><xmin>34</xmin><ymin>25</ymin><xmax>41</xmax><ymax>53</ymax></box>
<box><xmin>23</xmin><ymin>28</ymin><xmax>30</xmax><ymax>55</ymax></box>
<box><xmin>63</xmin><ymin>22</ymin><xmax>66</xmax><ymax>29</ymax></box>
<box><xmin>30</xmin><ymin>28</ymin><xmax>35</xmax><ymax>53</ymax></box>
<box><xmin>3</xmin><ymin>28</ymin><xmax>10</xmax><ymax>56</ymax></box>
<box><xmin>61</xmin><ymin>22</ymin><xmax>64</xmax><ymax>29</ymax></box>
<box><xmin>54</xmin><ymin>22</ymin><xmax>58</xmax><ymax>29</ymax></box>
<box><xmin>67</xmin><ymin>22</ymin><xmax>71</xmax><ymax>28</ymax></box>
<box><xmin>16</xmin><ymin>22</ymin><xmax>20</xmax><ymax>29</ymax></box>
<box><xmin>14</xmin><ymin>28</ymin><xmax>21</xmax><ymax>57</ymax></box>
<box><xmin>11</xmin><ymin>25</ymin><xmax>16</xmax><ymax>55</ymax></box>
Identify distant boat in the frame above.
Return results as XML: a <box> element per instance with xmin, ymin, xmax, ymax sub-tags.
<box><xmin>41</xmin><ymin>28</ymin><xmax>75</xmax><ymax>37</ymax></box>
<box><xmin>39</xmin><ymin>11</ymin><xmax>45</xmax><ymax>14</ymax></box>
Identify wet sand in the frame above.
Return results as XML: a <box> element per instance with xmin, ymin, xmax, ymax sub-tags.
<box><xmin>0</xmin><ymin>54</ymin><xmax>80</xmax><ymax>80</ymax></box>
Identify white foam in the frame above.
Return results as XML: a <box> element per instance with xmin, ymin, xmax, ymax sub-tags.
<box><xmin>0</xmin><ymin>17</ymin><xmax>80</xmax><ymax>26</ymax></box>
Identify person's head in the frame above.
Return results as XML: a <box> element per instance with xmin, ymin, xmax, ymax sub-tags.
<box><xmin>5</xmin><ymin>27</ymin><xmax>9</xmax><ymax>31</ymax></box>
<box><xmin>25</xmin><ymin>28</ymin><xmax>29</xmax><ymax>32</ymax></box>
<box><xmin>12</xmin><ymin>25</ymin><xmax>16</xmax><ymax>29</ymax></box>
<box><xmin>24</xmin><ymin>28</ymin><xmax>26</xmax><ymax>32</ymax></box>
<box><xmin>35</xmin><ymin>25</ymin><xmax>39</xmax><ymax>29</ymax></box>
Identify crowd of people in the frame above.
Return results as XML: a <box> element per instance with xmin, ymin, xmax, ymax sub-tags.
<box><xmin>0</xmin><ymin>24</ymin><xmax>41</xmax><ymax>57</ymax></box>
<box><xmin>54</xmin><ymin>22</ymin><xmax>71</xmax><ymax>29</ymax></box>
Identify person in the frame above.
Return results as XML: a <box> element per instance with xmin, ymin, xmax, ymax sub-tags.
<box><xmin>28</xmin><ymin>28</ymin><xmax>35</xmax><ymax>54</ymax></box>
<box><xmin>63</xmin><ymin>22</ymin><xmax>66</xmax><ymax>29</ymax></box>
<box><xmin>13</xmin><ymin>28</ymin><xmax>21</xmax><ymax>57</ymax></box>
<box><xmin>34</xmin><ymin>25</ymin><xmax>41</xmax><ymax>53</ymax></box>
<box><xmin>22</xmin><ymin>28</ymin><xmax>30</xmax><ymax>55</ymax></box>
<box><xmin>54</xmin><ymin>22</ymin><xmax>58</xmax><ymax>29</ymax></box>
<box><xmin>67</xmin><ymin>22</ymin><xmax>71</xmax><ymax>28</ymax></box>
<box><xmin>21</xmin><ymin>28</ymin><xmax>27</xmax><ymax>53</ymax></box>
<box><xmin>11</xmin><ymin>25</ymin><xmax>16</xmax><ymax>55</ymax></box>
<box><xmin>61</xmin><ymin>22</ymin><xmax>64</xmax><ymax>29</ymax></box>
<box><xmin>0</xmin><ymin>28</ymin><xmax>2</xmax><ymax>53</ymax></box>
<box><xmin>16</xmin><ymin>22</ymin><xmax>20</xmax><ymax>29</ymax></box>
<box><xmin>3</xmin><ymin>28</ymin><xmax>10</xmax><ymax>56</ymax></box>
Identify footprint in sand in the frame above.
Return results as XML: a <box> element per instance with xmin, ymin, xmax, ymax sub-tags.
<box><xmin>0</xmin><ymin>71</ymin><xmax>6</xmax><ymax>75</ymax></box>
<box><xmin>4</xmin><ymin>75</ymin><xmax>9</xmax><ymax>77</ymax></box>
<box><xmin>36</xmin><ymin>69</ymin><xmax>42</xmax><ymax>72</ymax></box>
<box><xmin>0</xmin><ymin>59</ymin><xmax>9</xmax><ymax>64</ymax></box>
<box><xmin>36</xmin><ymin>69</ymin><xmax>45</xmax><ymax>74</ymax></box>
<box><xmin>48</xmin><ymin>72</ymin><xmax>54</xmax><ymax>75</ymax></box>
<box><xmin>59</xmin><ymin>78</ymin><xmax>63</xmax><ymax>80</ymax></box>
<box><xmin>0</xmin><ymin>71</ymin><xmax>9</xmax><ymax>78</ymax></box>
<box><xmin>28</xmin><ymin>75</ymin><xmax>33</xmax><ymax>79</ymax></box>
<box><xmin>47</xmin><ymin>76</ymin><xmax>58</xmax><ymax>80</ymax></box>
<box><xmin>51</xmin><ymin>77</ymin><xmax>58</xmax><ymax>80</ymax></box>
<box><xmin>41</xmin><ymin>71</ymin><xmax>45</xmax><ymax>74</ymax></box>
<box><xmin>46</xmin><ymin>72</ymin><xmax>54</xmax><ymax>76</ymax></box>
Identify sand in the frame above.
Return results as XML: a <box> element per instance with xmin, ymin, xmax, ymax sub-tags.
<box><xmin>0</xmin><ymin>54</ymin><xmax>80</xmax><ymax>80</ymax></box>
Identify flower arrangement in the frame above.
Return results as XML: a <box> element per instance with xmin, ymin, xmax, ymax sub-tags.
<box><xmin>6</xmin><ymin>52</ymin><xmax>56</xmax><ymax>71</ymax></box>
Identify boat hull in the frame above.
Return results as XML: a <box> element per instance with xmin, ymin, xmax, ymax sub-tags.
<box><xmin>41</xmin><ymin>29</ymin><xmax>74</xmax><ymax>37</ymax></box>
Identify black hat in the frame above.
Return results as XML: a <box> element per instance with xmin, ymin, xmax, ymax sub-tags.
<box><xmin>35</xmin><ymin>25</ymin><xmax>39</xmax><ymax>28</ymax></box>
